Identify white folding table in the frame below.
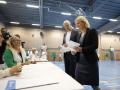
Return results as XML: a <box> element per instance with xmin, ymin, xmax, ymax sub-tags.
<box><xmin>0</xmin><ymin>62</ymin><xmax>84</xmax><ymax>90</ymax></box>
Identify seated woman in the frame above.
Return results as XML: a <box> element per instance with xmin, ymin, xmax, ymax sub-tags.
<box><xmin>3</xmin><ymin>36</ymin><xmax>31</xmax><ymax>68</ymax></box>
<box><xmin>0</xmin><ymin>64</ymin><xmax>22</xmax><ymax>78</ymax></box>
<box><xmin>29</xmin><ymin>48</ymin><xmax>38</xmax><ymax>62</ymax></box>
<box><xmin>0</xmin><ymin>29</ymin><xmax>7</xmax><ymax>69</ymax></box>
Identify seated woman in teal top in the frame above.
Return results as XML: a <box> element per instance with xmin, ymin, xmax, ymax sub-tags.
<box><xmin>4</xmin><ymin>49</ymin><xmax>17</xmax><ymax>67</ymax></box>
<box><xmin>4</xmin><ymin>36</ymin><xmax>28</xmax><ymax>68</ymax></box>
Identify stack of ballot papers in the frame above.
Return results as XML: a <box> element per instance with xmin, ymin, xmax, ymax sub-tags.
<box><xmin>60</xmin><ymin>41</ymin><xmax>80</xmax><ymax>53</ymax></box>
<box><xmin>68</xmin><ymin>41</ymin><xmax>80</xmax><ymax>48</ymax></box>
<box><xmin>60</xmin><ymin>45</ymin><xmax>71</xmax><ymax>53</ymax></box>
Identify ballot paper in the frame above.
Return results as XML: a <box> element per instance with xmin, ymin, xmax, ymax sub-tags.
<box><xmin>15</xmin><ymin>79</ymin><xmax>59</xmax><ymax>90</ymax></box>
<box><xmin>60</xmin><ymin>41</ymin><xmax>80</xmax><ymax>53</ymax></box>
<box><xmin>68</xmin><ymin>41</ymin><xmax>80</xmax><ymax>48</ymax></box>
<box><xmin>60</xmin><ymin>45</ymin><xmax>71</xmax><ymax>53</ymax></box>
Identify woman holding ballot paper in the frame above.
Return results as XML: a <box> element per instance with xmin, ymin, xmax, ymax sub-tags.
<box><xmin>62</xmin><ymin>20</ymin><xmax>79</xmax><ymax>79</ymax></box>
<box><xmin>74</xmin><ymin>16</ymin><xmax>100</xmax><ymax>90</ymax></box>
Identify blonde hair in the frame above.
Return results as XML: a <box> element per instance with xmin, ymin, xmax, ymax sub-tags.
<box><xmin>75</xmin><ymin>16</ymin><xmax>90</xmax><ymax>28</ymax></box>
<box><xmin>63</xmin><ymin>20</ymin><xmax>71</xmax><ymax>25</ymax></box>
<box><xmin>9</xmin><ymin>36</ymin><xmax>21</xmax><ymax>48</ymax></box>
<box><xmin>63</xmin><ymin>20</ymin><xmax>73</xmax><ymax>30</ymax></box>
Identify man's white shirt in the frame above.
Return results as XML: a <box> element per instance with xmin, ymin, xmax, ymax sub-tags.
<box><xmin>65</xmin><ymin>31</ymin><xmax>71</xmax><ymax>44</ymax></box>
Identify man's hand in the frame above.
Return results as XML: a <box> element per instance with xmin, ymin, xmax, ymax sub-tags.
<box><xmin>63</xmin><ymin>44</ymin><xmax>68</xmax><ymax>47</ymax></box>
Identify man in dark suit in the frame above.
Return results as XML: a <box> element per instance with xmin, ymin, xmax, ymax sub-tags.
<box><xmin>62</xmin><ymin>20</ymin><xmax>79</xmax><ymax>78</ymax></box>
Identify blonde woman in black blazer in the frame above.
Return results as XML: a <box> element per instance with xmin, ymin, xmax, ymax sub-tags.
<box><xmin>74</xmin><ymin>16</ymin><xmax>100</xmax><ymax>90</ymax></box>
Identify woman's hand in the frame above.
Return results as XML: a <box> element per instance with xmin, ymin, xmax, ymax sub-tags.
<box><xmin>71</xmin><ymin>49</ymin><xmax>77</xmax><ymax>55</ymax></box>
<box><xmin>9</xmin><ymin>65</ymin><xmax>22</xmax><ymax>75</ymax></box>
<box><xmin>74</xmin><ymin>47</ymin><xmax>82</xmax><ymax>52</ymax></box>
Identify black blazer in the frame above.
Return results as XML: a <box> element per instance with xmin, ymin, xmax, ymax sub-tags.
<box><xmin>0</xmin><ymin>40</ymin><xmax>7</xmax><ymax>64</ymax></box>
<box><xmin>77</xmin><ymin>28</ymin><xmax>99</xmax><ymax>63</ymax></box>
<box><xmin>63</xmin><ymin>30</ymin><xmax>79</xmax><ymax>44</ymax></box>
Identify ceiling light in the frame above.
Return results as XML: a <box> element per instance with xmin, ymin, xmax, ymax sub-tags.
<box><xmin>117</xmin><ymin>32</ymin><xmax>120</xmax><ymax>34</ymax></box>
<box><xmin>109</xmin><ymin>19</ymin><xmax>118</xmax><ymax>22</ymax></box>
<box><xmin>61</xmin><ymin>12</ymin><xmax>72</xmax><ymax>16</ymax></box>
<box><xmin>32</xmin><ymin>24</ymin><xmax>40</xmax><ymax>26</ymax></box>
<box><xmin>93</xmin><ymin>16</ymin><xmax>102</xmax><ymax>20</ymax></box>
<box><xmin>0</xmin><ymin>1</ymin><xmax>7</xmax><ymax>4</ymax></box>
<box><xmin>107</xmin><ymin>31</ymin><xmax>113</xmax><ymax>33</ymax></box>
<box><xmin>10</xmin><ymin>22</ymin><xmax>20</xmax><ymax>24</ymax></box>
<box><xmin>26</xmin><ymin>4</ymin><xmax>39</xmax><ymax>8</ymax></box>
<box><xmin>55</xmin><ymin>26</ymin><xmax>62</xmax><ymax>28</ymax></box>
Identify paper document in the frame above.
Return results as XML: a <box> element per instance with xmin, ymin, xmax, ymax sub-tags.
<box><xmin>60</xmin><ymin>45</ymin><xmax>71</xmax><ymax>53</ymax></box>
<box><xmin>60</xmin><ymin>41</ymin><xmax>80</xmax><ymax>53</ymax></box>
<box><xmin>68</xmin><ymin>41</ymin><xmax>80</xmax><ymax>48</ymax></box>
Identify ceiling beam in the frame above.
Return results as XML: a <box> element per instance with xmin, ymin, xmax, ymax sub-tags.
<box><xmin>39</xmin><ymin>0</ymin><xmax>43</xmax><ymax>28</ymax></box>
<box><xmin>0</xmin><ymin>9</ymin><xmax>10</xmax><ymax>21</ymax></box>
<box><xmin>98</xmin><ymin>15</ymin><xmax>120</xmax><ymax>33</ymax></box>
<box><xmin>43</xmin><ymin>2</ymin><xmax>89</xmax><ymax>8</ymax></box>
<box><xmin>43</xmin><ymin>0</ymin><xmax>88</xmax><ymax>5</ymax></box>
<box><xmin>91</xmin><ymin>0</ymin><xmax>108</xmax><ymax>14</ymax></box>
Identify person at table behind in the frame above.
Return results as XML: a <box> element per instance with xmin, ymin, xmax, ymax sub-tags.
<box><xmin>29</xmin><ymin>48</ymin><xmax>38</xmax><ymax>62</ymax></box>
<box><xmin>74</xmin><ymin>16</ymin><xmax>100</xmax><ymax>90</ymax></box>
<box><xmin>3</xmin><ymin>36</ymin><xmax>30</xmax><ymax>68</ymax></box>
<box><xmin>0</xmin><ymin>28</ymin><xmax>10</xmax><ymax>69</ymax></box>
<box><xmin>41</xmin><ymin>43</ymin><xmax>47</xmax><ymax>59</ymax></box>
<box><xmin>0</xmin><ymin>64</ymin><xmax>22</xmax><ymax>79</ymax></box>
<box><xmin>63</xmin><ymin>20</ymin><xmax>79</xmax><ymax>79</ymax></box>
<box><xmin>0</xmin><ymin>31</ymin><xmax>7</xmax><ymax>69</ymax></box>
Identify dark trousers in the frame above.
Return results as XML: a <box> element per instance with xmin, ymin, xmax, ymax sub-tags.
<box><xmin>64</xmin><ymin>52</ymin><xmax>76</xmax><ymax>78</ymax></box>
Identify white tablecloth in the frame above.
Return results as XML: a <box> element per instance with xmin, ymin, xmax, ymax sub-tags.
<box><xmin>0</xmin><ymin>62</ymin><xmax>84</xmax><ymax>90</ymax></box>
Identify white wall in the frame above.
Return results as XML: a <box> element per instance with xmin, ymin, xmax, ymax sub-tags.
<box><xmin>7</xmin><ymin>26</ymin><xmax>64</xmax><ymax>49</ymax></box>
<box><xmin>7</xmin><ymin>26</ymin><xmax>120</xmax><ymax>50</ymax></box>
<box><xmin>44</xmin><ymin>30</ymin><xmax>64</xmax><ymax>48</ymax></box>
<box><xmin>99</xmin><ymin>34</ymin><xmax>120</xmax><ymax>50</ymax></box>
<box><xmin>0</xmin><ymin>22</ymin><xmax>5</xmax><ymax>29</ymax></box>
